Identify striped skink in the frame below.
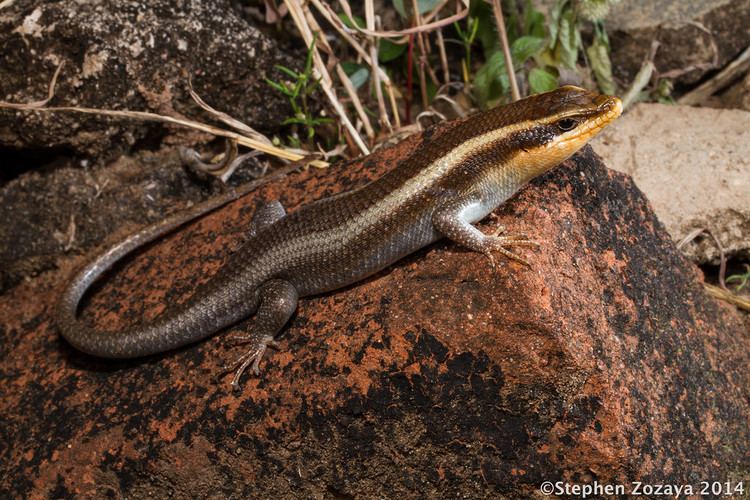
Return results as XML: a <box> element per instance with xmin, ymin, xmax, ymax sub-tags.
<box><xmin>56</xmin><ymin>86</ymin><xmax>622</xmax><ymax>388</ymax></box>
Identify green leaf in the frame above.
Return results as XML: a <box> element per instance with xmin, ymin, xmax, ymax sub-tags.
<box><xmin>306</xmin><ymin>77</ymin><xmax>322</xmax><ymax>96</ymax></box>
<box><xmin>291</xmin><ymin>79</ymin><xmax>303</xmax><ymax>99</ymax></box>
<box><xmin>586</xmin><ymin>27</ymin><xmax>616</xmax><ymax>94</ymax></box>
<box><xmin>557</xmin><ymin>8</ymin><xmax>579</xmax><ymax>69</ymax></box>
<box><xmin>523</xmin><ymin>0</ymin><xmax>546</xmax><ymax>39</ymax></box>
<box><xmin>528</xmin><ymin>67</ymin><xmax>558</xmax><ymax>94</ymax></box>
<box><xmin>454</xmin><ymin>17</ymin><xmax>479</xmax><ymax>44</ymax></box>
<box><xmin>379</xmin><ymin>39</ymin><xmax>407</xmax><ymax>63</ymax></box>
<box><xmin>266</xmin><ymin>78</ymin><xmax>291</xmax><ymax>96</ymax></box>
<box><xmin>341</xmin><ymin>61</ymin><xmax>370</xmax><ymax>90</ymax></box>
<box><xmin>282</xmin><ymin>117</ymin><xmax>306</xmax><ymax>126</ymax></box>
<box><xmin>338</xmin><ymin>12</ymin><xmax>365</xmax><ymax>29</ymax></box>
<box><xmin>475</xmin><ymin>51</ymin><xmax>506</xmax><ymax>84</ymax></box>
<box><xmin>473</xmin><ymin>51</ymin><xmax>509</xmax><ymax>107</ymax></box>
<box><xmin>468</xmin><ymin>16</ymin><xmax>480</xmax><ymax>43</ymax></box>
<box><xmin>392</xmin><ymin>0</ymin><xmax>440</xmax><ymax>19</ymax></box>
<box><xmin>503</xmin><ymin>0</ymin><xmax>521</xmax><ymax>42</ymax></box>
<box><xmin>726</xmin><ymin>265</ymin><xmax>750</xmax><ymax>291</ymax></box>
<box><xmin>473</xmin><ymin>64</ymin><xmax>495</xmax><ymax>107</ymax></box>
<box><xmin>547</xmin><ymin>0</ymin><xmax>567</xmax><ymax>47</ymax></box>
<box><xmin>511</xmin><ymin>36</ymin><xmax>545</xmax><ymax>65</ymax></box>
<box><xmin>275</xmin><ymin>65</ymin><xmax>300</xmax><ymax>79</ymax></box>
<box><xmin>473</xmin><ymin>1</ymin><xmax>498</xmax><ymax>54</ymax></box>
<box><xmin>348</xmin><ymin>67</ymin><xmax>370</xmax><ymax>90</ymax></box>
<box><xmin>304</xmin><ymin>35</ymin><xmax>316</xmax><ymax>74</ymax></box>
<box><xmin>392</xmin><ymin>0</ymin><xmax>407</xmax><ymax>18</ymax></box>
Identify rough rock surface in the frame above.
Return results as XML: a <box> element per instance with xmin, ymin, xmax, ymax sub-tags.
<box><xmin>0</xmin><ymin>0</ymin><xmax>295</xmax><ymax>160</ymax></box>
<box><xmin>592</xmin><ymin>102</ymin><xmax>750</xmax><ymax>264</ymax></box>
<box><xmin>1</xmin><ymin>130</ymin><xmax>748</xmax><ymax>497</ymax></box>
<box><xmin>721</xmin><ymin>69</ymin><xmax>750</xmax><ymax>112</ymax></box>
<box><xmin>606</xmin><ymin>0</ymin><xmax>750</xmax><ymax>87</ymax></box>
<box><xmin>0</xmin><ymin>147</ymin><xmax>263</xmax><ymax>295</ymax></box>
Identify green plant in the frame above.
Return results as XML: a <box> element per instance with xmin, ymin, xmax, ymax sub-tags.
<box><xmin>468</xmin><ymin>0</ymin><xmax>620</xmax><ymax>108</ymax></box>
<box><xmin>454</xmin><ymin>16</ymin><xmax>480</xmax><ymax>83</ymax></box>
<box><xmin>727</xmin><ymin>265</ymin><xmax>750</xmax><ymax>292</ymax></box>
<box><xmin>266</xmin><ymin>35</ymin><xmax>333</xmax><ymax>147</ymax></box>
<box><xmin>473</xmin><ymin>0</ymin><xmax>556</xmax><ymax>107</ymax></box>
<box><xmin>543</xmin><ymin>0</ymin><xmax>619</xmax><ymax>93</ymax></box>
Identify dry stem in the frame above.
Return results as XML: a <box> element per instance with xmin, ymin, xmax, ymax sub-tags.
<box><xmin>284</xmin><ymin>0</ymin><xmax>369</xmax><ymax>154</ymax></box>
<box><xmin>489</xmin><ymin>0</ymin><xmax>520</xmax><ymax>101</ymax></box>
<box><xmin>0</xmin><ymin>64</ymin><xmax>329</xmax><ymax>167</ymax></box>
<box><xmin>365</xmin><ymin>0</ymin><xmax>392</xmax><ymax>130</ymax></box>
<box><xmin>310</xmin><ymin>0</ymin><xmax>400</xmax><ymax>128</ymax></box>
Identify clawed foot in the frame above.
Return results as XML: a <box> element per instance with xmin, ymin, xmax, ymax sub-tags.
<box><xmin>221</xmin><ymin>333</ymin><xmax>279</xmax><ymax>391</ymax></box>
<box><xmin>483</xmin><ymin>228</ymin><xmax>540</xmax><ymax>267</ymax></box>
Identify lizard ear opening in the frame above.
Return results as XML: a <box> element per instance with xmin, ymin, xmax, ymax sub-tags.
<box><xmin>556</xmin><ymin>118</ymin><xmax>579</xmax><ymax>132</ymax></box>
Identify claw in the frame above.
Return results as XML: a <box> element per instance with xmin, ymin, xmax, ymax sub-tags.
<box><xmin>221</xmin><ymin>334</ymin><xmax>276</xmax><ymax>390</ymax></box>
<box><xmin>489</xmin><ymin>224</ymin><xmax>506</xmax><ymax>238</ymax></box>
<box><xmin>494</xmin><ymin>246</ymin><xmax>531</xmax><ymax>266</ymax></box>
<box><xmin>483</xmin><ymin>250</ymin><xmax>497</xmax><ymax>270</ymax></box>
<box><xmin>227</xmin><ymin>333</ymin><xmax>255</xmax><ymax>346</ymax></box>
<box><xmin>484</xmin><ymin>234</ymin><xmax>541</xmax><ymax>267</ymax></box>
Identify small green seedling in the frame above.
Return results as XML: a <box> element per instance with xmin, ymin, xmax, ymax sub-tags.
<box><xmin>266</xmin><ymin>35</ymin><xmax>333</xmax><ymax>146</ymax></box>
<box><xmin>727</xmin><ymin>265</ymin><xmax>750</xmax><ymax>293</ymax></box>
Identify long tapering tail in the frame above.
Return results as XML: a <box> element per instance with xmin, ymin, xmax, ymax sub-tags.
<box><xmin>56</xmin><ymin>188</ymin><xmax>259</xmax><ymax>358</ymax></box>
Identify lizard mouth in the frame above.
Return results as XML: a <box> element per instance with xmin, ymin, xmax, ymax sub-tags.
<box><xmin>561</xmin><ymin>95</ymin><xmax>622</xmax><ymax>145</ymax></box>
<box><xmin>586</xmin><ymin>96</ymin><xmax>622</xmax><ymax>136</ymax></box>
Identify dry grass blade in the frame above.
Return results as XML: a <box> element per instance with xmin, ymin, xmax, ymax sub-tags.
<box><xmin>677</xmin><ymin>227</ymin><xmax>728</xmax><ymax>290</ymax></box>
<box><xmin>621</xmin><ymin>61</ymin><xmax>654</xmax><ymax>109</ymax></box>
<box><xmin>435</xmin><ymin>21</ymin><xmax>451</xmax><ymax>84</ymax></box>
<box><xmin>704</xmin><ymin>284</ymin><xmax>750</xmax><ymax>311</ymax></box>
<box><xmin>301</xmin><ymin>4</ymin><xmax>376</xmax><ymax>141</ymax></box>
<box><xmin>334</xmin><ymin>64</ymin><xmax>376</xmax><ymax>140</ymax></box>
<box><xmin>3</xmin><ymin>104</ymin><xmax>330</xmax><ymax>165</ymax></box>
<box><xmin>0</xmin><ymin>63</ymin><xmax>330</xmax><ymax>167</ymax></box>
<box><xmin>310</xmin><ymin>0</ymin><xmax>401</xmax><ymax>127</ymax></box>
<box><xmin>283</xmin><ymin>0</ymin><xmax>369</xmax><ymax>154</ymax></box>
<box><xmin>365</xmin><ymin>0</ymin><xmax>392</xmax><ymax>130</ymax></box>
<box><xmin>0</xmin><ymin>62</ymin><xmax>64</xmax><ymax>109</ymax></box>
<box><xmin>180</xmin><ymin>140</ymin><xmax>267</xmax><ymax>183</ymax></box>
<box><xmin>411</xmin><ymin>0</ymin><xmax>430</xmax><ymax>108</ymax></box>
<box><xmin>188</xmin><ymin>79</ymin><xmax>272</xmax><ymax>145</ymax></box>
<box><xmin>338</xmin><ymin>0</ymin><xmax>467</xmax><ymax>39</ymax></box>
<box><xmin>675</xmin><ymin>228</ymin><xmax>749</xmax><ymax>311</ymax></box>
<box><xmin>416</xmin><ymin>109</ymin><xmax>447</xmax><ymax>126</ymax></box>
<box><xmin>434</xmin><ymin>93</ymin><xmax>467</xmax><ymax>117</ymax></box>
<box><xmin>490</xmin><ymin>0</ymin><xmax>520</xmax><ymax>101</ymax></box>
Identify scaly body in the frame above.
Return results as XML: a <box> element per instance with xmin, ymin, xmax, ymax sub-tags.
<box><xmin>56</xmin><ymin>86</ymin><xmax>622</xmax><ymax>387</ymax></box>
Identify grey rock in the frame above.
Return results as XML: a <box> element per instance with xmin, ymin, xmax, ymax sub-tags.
<box><xmin>592</xmin><ymin>102</ymin><xmax>750</xmax><ymax>264</ymax></box>
<box><xmin>0</xmin><ymin>147</ymin><xmax>232</xmax><ymax>293</ymax></box>
<box><xmin>606</xmin><ymin>0</ymin><xmax>750</xmax><ymax>87</ymax></box>
<box><xmin>0</xmin><ymin>0</ymin><xmax>296</xmax><ymax>159</ymax></box>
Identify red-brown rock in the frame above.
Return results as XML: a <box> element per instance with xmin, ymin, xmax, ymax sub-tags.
<box><xmin>1</xmin><ymin>130</ymin><xmax>748</xmax><ymax>498</ymax></box>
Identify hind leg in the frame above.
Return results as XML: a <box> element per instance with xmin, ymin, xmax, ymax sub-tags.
<box><xmin>225</xmin><ymin>279</ymin><xmax>298</xmax><ymax>390</ymax></box>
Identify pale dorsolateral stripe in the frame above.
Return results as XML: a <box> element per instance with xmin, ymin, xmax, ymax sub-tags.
<box><xmin>291</xmin><ymin>119</ymin><xmax>541</xmax><ymax>252</ymax></box>
<box><xmin>276</xmin><ymin>100</ymin><xmax>622</xmax><ymax>256</ymax></box>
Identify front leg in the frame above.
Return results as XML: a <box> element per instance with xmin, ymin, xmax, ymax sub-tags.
<box><xmin>432</xmin><ymin>192</ymin><xmax>539</xmax><ymax>266</ymax></box>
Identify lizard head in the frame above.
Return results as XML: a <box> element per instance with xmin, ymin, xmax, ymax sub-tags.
<box><xmin>508</xmin><ymin>85</ymin><xmax>622</xmax><ymax>179</ymax></box>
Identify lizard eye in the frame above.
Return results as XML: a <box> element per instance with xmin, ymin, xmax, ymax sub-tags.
<box><xmin>557</xmin><ymin>118</ymin><xmax>578</xmax><ymax>132</ymax></box>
